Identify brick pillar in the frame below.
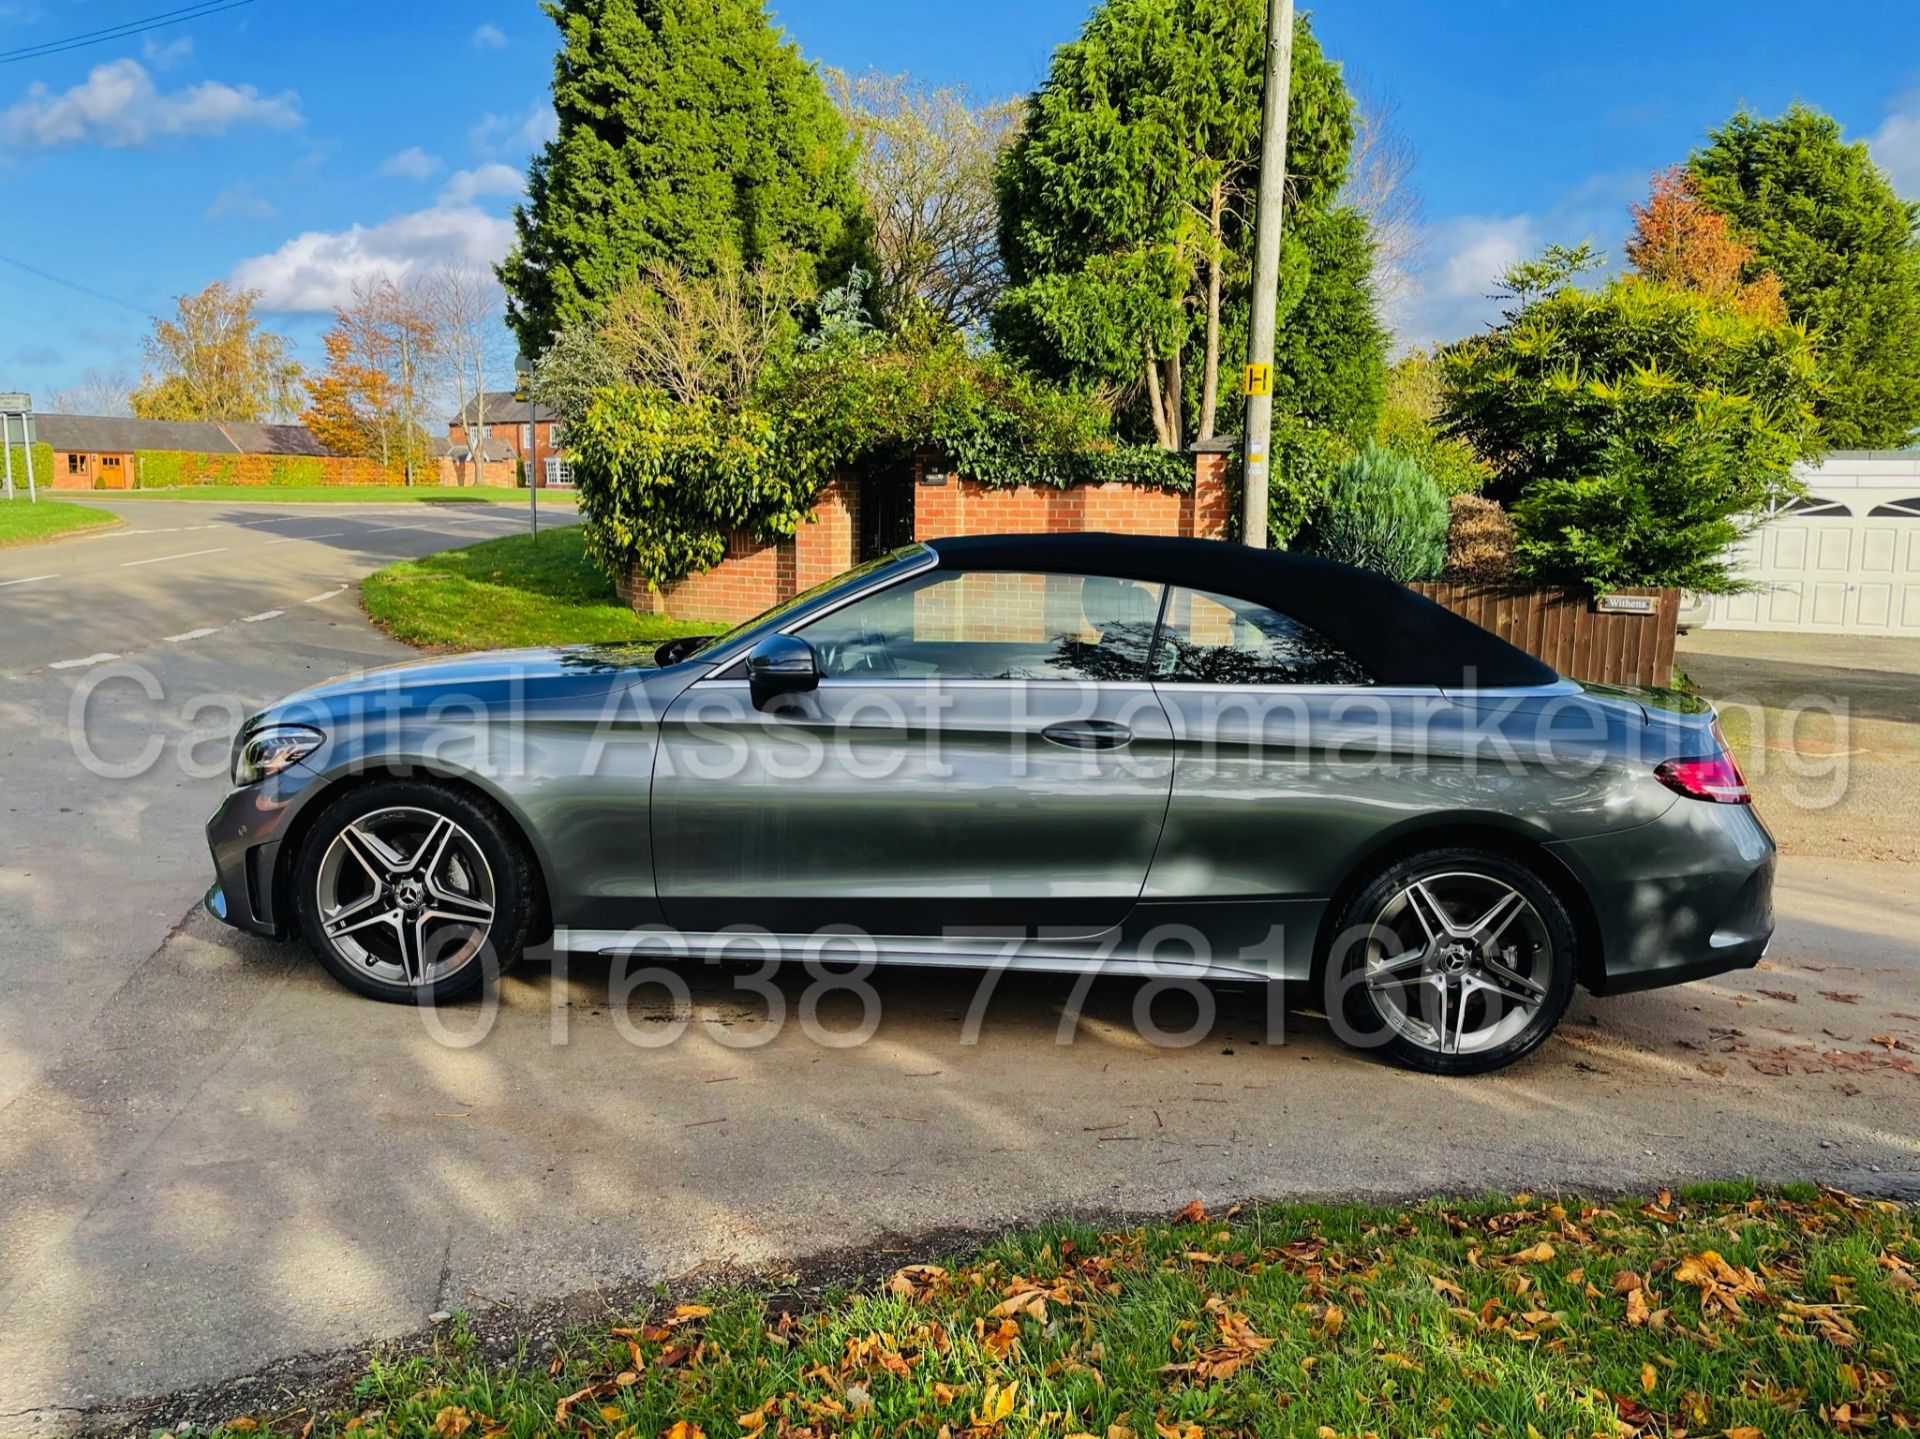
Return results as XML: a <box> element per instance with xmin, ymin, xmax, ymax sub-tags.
<box><xmin>794</xmin><ymin>472</ymin><xmax>858</xmax><ymax>588</ymax></box>
<box><xmin>914</xmin><ymin>454</ymin><xmax>963</xmax><ymax>540</ymax></box>
<box><xmin>1187</xmin><ymin>440</ymin><xmax>1234</xmax><ymax>540</ymax></box>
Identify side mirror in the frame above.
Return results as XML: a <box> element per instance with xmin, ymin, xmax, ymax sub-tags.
<box><xmin>746</xmin><ymin>633</ymin><xmax>820</xmax><ymax>711</ymax></box>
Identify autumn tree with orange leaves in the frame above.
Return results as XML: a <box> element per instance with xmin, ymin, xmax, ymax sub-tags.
<box><xmin>302</xmin><ymin>279</ymin><xmax>441</xmax><ymax>481</ymax></box>
<box><xmin>1626</xmin><ymin>168</ymin><xmax>1786</xmax><ymax>322</ymax></box>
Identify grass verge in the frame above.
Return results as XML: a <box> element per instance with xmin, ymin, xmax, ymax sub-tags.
<box><xmin>197</xmin><ymin>1185</ymin><xmax>1916</xmax><ymax>1438</ymax></box>
<box><xmin>109</xmin><ymin>485</ymin><xmax>565</xmax><ymax>504</ymax></box>
<box><xmin>0</xmin><ymin>496</ymin><xmax>119</xmax><ymax>546</ymax></box>
<box><xmin>362</xmin><ymin>525</ymin><xmax>709</xmax><ymax>651</ymax></box>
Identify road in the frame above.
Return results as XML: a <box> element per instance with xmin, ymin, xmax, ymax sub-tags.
<box><xmin>0</xmin><ymin>511</ymin><xmax>1915</xmax><ymax>1430</ymax></box>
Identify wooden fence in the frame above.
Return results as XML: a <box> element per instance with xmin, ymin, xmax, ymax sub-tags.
<box><xmin>1410</xmin><ymin>583</ymin><xmax>1681</xmax><ymax>688</ymax></box>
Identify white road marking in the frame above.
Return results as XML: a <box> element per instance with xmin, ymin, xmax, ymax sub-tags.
<box><xmin>49</xmin><ymin>652</ymin><xmax>120</xmax><ymax>670</ymax></box>
<box><xmin>164</xmin><ymin>627</ymin><xmax>221</xmax><ymax>643</ymax></box>
<box><xmin>303</xmin><ymin>586</ymin><xmax>348</xmax><ymax>604</ymax></box>
<box><xmin>265</xmin><ymin>531</ymin><xmax>345</xmax><ymax>545</ymax></box>
<box><xmin>0</xmin><ymin>574</ymin><xmax>55</xmax><ymax>588</ymax></box>
<box><xmin>240</xmin><ymin>609</ymin><xmax>284</xmax><ymax>623</ymax></box>
<box><xmin>120</xmin><ymin>546</ymin><xmax>227</xmax><ymax>568</ymax></box>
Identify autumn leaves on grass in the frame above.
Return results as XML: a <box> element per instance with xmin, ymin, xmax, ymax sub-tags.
<box><xmin>219</xmin><ymin>1184</ymin><xmax>1918</xmax><ymax>1439</ymax></box>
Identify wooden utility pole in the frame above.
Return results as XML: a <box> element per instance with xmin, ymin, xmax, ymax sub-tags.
<box><xmin>1240</xmin><ymin>0</ymin><xmax>1294</xmax><ymax>549</ymax></box>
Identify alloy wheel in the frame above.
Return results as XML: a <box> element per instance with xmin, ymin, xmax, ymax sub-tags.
<box><xmin>314</xmin><ymin>806</ymin><xmax>496</xmax><ymax>987</ymax></box>
<box><xmin>1362</xmin><ymin>870</ymin><xmax>1552</xmax><ymax>1057</ymax></box>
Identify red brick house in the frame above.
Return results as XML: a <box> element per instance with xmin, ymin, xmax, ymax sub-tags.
<box><xmin>449</xmin><ymin>392</ymin><xmax>569</xmax><ymax>487</ymax></box>
<box><xmin>617</xmin><ymin>441</ymin><xmax>1234</xmax><ymax>623</ymax></box>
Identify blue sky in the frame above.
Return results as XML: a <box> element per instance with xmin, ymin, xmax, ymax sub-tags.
<box><xmin>2</xmin><ymin>0</ymin><xmax>1917</xmax><ymax>410</ymax></box>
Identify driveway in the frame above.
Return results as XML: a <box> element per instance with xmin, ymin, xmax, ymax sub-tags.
<box><xmin>1</xmin><ymin>562</ymin><xmax>1916</xmax><ymax>1428</ymax></box>
<box><xmin>1678</xmin><ymin>628</ymin><xmax>1920</xmax><ymax>862</ymax></box>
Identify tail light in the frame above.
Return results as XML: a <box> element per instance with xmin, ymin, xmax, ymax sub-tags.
<box><xmin>1655</xmin><ymin>722</ymin><xmax>1751</xmax><ymax>804</ymax></box>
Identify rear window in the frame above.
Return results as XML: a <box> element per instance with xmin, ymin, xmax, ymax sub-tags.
<box><xmin>1153</xmin><ymin>586</ymin><xmax>1373</xmax><ymax>686</ymax></box>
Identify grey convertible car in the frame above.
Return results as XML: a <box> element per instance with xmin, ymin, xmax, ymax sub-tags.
<box><xmin>207</xmin><ymin>533</ymin><xmax>1774</xmax><ymax>1074</ymax></box>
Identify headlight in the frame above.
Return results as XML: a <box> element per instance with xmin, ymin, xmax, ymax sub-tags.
<box><xmin>232</xmin><ymin>724</ymin><xmax>325</xmax><ymax>785</ymax></box>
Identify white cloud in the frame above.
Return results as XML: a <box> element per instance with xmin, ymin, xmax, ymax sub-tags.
<box><xmin>1384</xmin><ymin>171</ymin><xmax>1642</xmax><ymax>352</ymax></box>
<box><xmin>471</xmin><ymin>101</ymin><xmax>557</xmax><ymax>156</ymax></box>
<box><xmin>232</xmin><ymin>204</ymin><xmax>515</xmax><ymax>312</ymax></box>
<box><xmin>380</xmin><ymin>145</ymin><xmax>443</xmax><ymax>180</ymax></box>
<box><xmin>471</xmin><ymin>22</ymin><xmax>507</xmax><ymax>48</ymax></box>
<box><xmin>141</xmin><ymin>34</ymin><xmax>193</xmax><ymax>68</ymax></box>
<box><xmin>439</xmin><ymin>162</ymin><xmax>523</xmax><ymax>204</ymax></box>
<box><xmin>1385</xmin><ymin>215</ymin><xmax>1540</xmax><ymax>352</ymax></box>
<box><xmin>0</xmin><ymin>58</ymin><xmax>299</xmax><ymax>149</ymax></box>
<box><xmin>205</xmin><ymin>181</ymin><xmax>276</xmax><ymax>225</ymax></box>
<box><xmin>1870</xmin><ymin>88</ymin><xmax>1920</xmax><ymax>200</ymax></box>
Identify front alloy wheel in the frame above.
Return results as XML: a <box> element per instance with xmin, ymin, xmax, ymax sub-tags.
<box><xmin>293</xmin><ymin>780</ymin><xmax>532</xmax><ymax>1004</ymax></box>
<box><xmin>1333</xmin><ymin>848</ymin><xmax>1576</xmax><ymax>1074</ymax></box>
<box><xmin>316</xmin><ymin>807</ymin><xmax>497</xmax><ymax>987</ymax></box>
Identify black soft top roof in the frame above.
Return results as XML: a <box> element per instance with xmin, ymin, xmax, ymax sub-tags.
<box><xmin>925</xmin><ymin>533</ymin><xmax>1558</xmax><ymax>689</ymax></box>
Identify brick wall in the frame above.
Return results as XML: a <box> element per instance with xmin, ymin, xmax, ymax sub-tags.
<box><xmin>911</xmin><ymin>451</ymin><xmax>1229</xmax><ymax>544</ymax></box>
<box><xmin>620</xmin><ymin>459</ymin><xmax>1226</xmax><ymax>624</ymax></box>
<box><xmin>437</xmin><ymin>456</ymin><xmax>518</xmax><ymax>487</ymax></box>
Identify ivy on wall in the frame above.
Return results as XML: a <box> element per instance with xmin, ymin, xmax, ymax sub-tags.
<box><xmin>570</xmin><ymin>329</ymin><xmax>1192</xmax><ymax>590</ymax></box>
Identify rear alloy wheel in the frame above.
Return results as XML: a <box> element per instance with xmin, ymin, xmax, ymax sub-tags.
<box><xmin>293</xmin><ymin>781</ymin><xmax>532</xmax><ymax>1004</ymax></box>
<box><xmin>1331</xmin><ymin>848</ymin><xmax>1576</xmax><ymax>1075</ymax></box>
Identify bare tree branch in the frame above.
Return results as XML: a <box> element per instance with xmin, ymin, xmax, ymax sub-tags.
<box><xmin>828</xmin><ymin>68</ymin><xmax>1024</xmax><ymax>329</ymax></box>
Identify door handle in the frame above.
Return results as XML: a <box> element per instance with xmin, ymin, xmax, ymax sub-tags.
<box><xmin>1041</xmin><ymin>720</ymin><xmax>1134</xmax><ymax>750</ymax></box>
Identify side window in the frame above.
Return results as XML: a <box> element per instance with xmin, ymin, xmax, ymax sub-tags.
<box><xmin>1154</xmin><ymin>587</ymin><xmax>1373</xmax><ymax>686</ymax></box>
<box><xmin>798</xmin><ymin>570</ymin><xmax>1164</xmax><ymax>681</ymax></box>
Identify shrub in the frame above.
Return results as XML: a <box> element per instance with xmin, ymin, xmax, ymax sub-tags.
<box><xmin>1375</xmin><ymin>351</ymin><xmax>1490</xmax><ymax>496</ymax></box>
<box><xmin>1296</xmin><ymin>444</ymin><xmax>1448</xmax><ymax>581</ymax></box>
<box><xmin>1512</xmin><ymin>428</ymin><xmax>1766</xmax><ymax>594</ymax></box>
<box><xmin>1442</xmin><ymin>494</ymin><xmax>1515</xmax><ymax>583</ymax></box>
<box><xmin>1442</xmin><ymin>271</ymin><xmax>1821</xmax><ymax>592</ymax></box>
<box><xmin>568</xmin><ymin>389</ymin><xmax>800</xmax><ymax>592</ymax></box>
<box><xmin>1261</xmin><ymin>417</ymin><xmax>1352</xmax><ymax>546</ymax></box>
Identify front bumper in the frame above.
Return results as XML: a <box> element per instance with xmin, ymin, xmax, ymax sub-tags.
<box><xmin>204</xmin><ymin>766</ymin><xmax>323</xmax><ymax>939</ymax></box>
<box><xmin>1549</xmin><ymin>800</ymin><xmax>1776</xmax><ymax>996</ymax></box>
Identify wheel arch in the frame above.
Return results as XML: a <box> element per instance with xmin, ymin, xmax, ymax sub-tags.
<box><xmin>1309</xmin><ymin>814</ymin><xmax>1606</xmax><ymax>993</ymax></box>
<box><xmin>273</xmin><ymin>763</ymin><xmax>555</xmax><ymax>944</ymax></box>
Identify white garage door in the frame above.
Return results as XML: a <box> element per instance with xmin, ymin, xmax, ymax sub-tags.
<box><xmin>1708</xmin><ymin>494</ymin><xmax>1920</xmax><ymax>634</ymax></box>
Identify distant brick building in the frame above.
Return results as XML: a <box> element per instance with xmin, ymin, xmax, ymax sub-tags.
<box><xmin>35</xmin><ymin>415</ymin><xmax>348</xmax><ymax>489</ymax></box>
<box><xmin>449</xmin><ymin>393</ymin><xmax>569</xmax><ymax>488</ymax></box>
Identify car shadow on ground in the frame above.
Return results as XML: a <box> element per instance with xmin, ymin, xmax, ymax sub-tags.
<box><xmin>5</xmin><ymin>874</ymin><xmax>1918</xmax><ymax>1419</ymax></box>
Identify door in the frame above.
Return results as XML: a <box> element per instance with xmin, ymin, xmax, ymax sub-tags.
<box><xmin>651</xmin><ymin>567</ymin><xmax>1175</xmax><ymax>938</ymax></box>
<box><xmin>1141</xmin><ymin>585</ymin><xmax>1430</xmax><ymax>973</ymax></box>
<box><xmin>1707</xmin><ymin>493</ymin><xmax>1920</xmax><ymax>635</ymax></box>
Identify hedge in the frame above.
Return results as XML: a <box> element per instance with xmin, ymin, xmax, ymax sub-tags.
<box><xmin>1</xmin><ymin>443</ymin><xmax>54</xmax><ymax>490</ymax></box>
<box><xmin>132</xmin><ymin>451</ymin><xmax>411</xmax><ymax>487</ymax></box>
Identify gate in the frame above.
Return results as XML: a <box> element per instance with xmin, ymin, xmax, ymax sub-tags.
<box><xmin>858</xmin><ymin>453</ymin><xmax>916</xmax><ymax>560</ymax></box>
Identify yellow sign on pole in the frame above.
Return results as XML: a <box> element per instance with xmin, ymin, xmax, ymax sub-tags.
<box><xmin>1243</xmin><ymin>363</ymin><xmax>1272</xmax><ymax>397</ymax></box>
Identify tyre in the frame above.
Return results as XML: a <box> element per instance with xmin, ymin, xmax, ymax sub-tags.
<box><xmin>1326</xmin><ymin>846</ymin><xmax>1576</xmax><ymax>1076</ymax></box>
<box><xmin>291</xmin><ymin>780</ymin><xmax>534</xmax><ymax>1005</ymax></box>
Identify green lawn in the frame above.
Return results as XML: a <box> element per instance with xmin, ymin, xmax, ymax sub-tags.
<box><xmin>110</xmin><ymin>484</ymin><xmax>567</xmax><ymax>504</ymax></box>
<box><xmin>361</xmin><ymin>525</ymin><xmax>708</xmax><ymax>651</ymax></box>
<box><xmin>0</xmin><ymin>497</ymin><xmax>120</xmax><ymax>546</ymax></box>
<box><xmin>191</xmin><ymin>1184</ymin><xmax>1918</xmax><ymax>1438</ymax></box>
